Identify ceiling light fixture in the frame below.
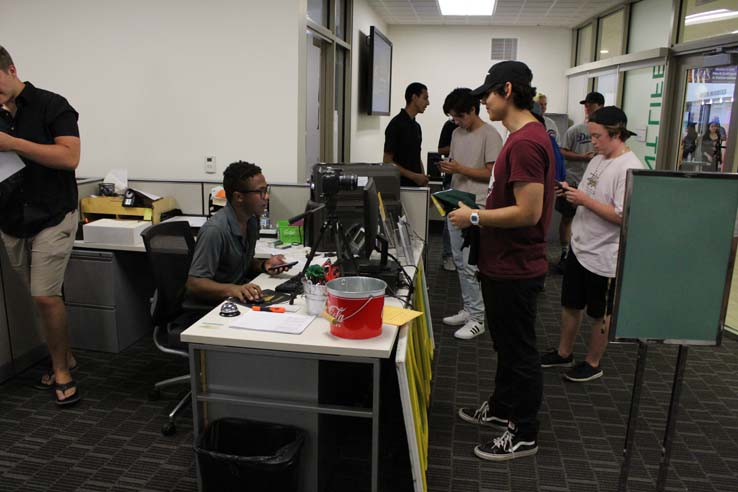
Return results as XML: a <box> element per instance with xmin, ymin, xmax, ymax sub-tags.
<box><xmin>438</xmin><ymin>0</ymin><xmax>496</xmax><ymax>16</ymax></box>
<box><xmin>685</xmin><ymin>9</ymin><xmax>738</xmax><ymax>26</ymax></box>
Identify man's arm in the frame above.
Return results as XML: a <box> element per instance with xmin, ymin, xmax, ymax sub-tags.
<box><xmin>448</xmin><ymin>181</ymin><xmax>544</xmax><ymax>229</ymax></box>
<box><xmin>384</xmin><ymin>151</ymin><xmax>429</xmax><ymax>186</ymax></box>
<box><xmin>0</xmin><ymin>133</ymin><xmax>80</xmax><ymax>170</ymax></box>
<box><xmin>439</xmin><ymin>160</ymin><xmax>493</xmax><ymax>182</ymax></box>
<box><xmin>186</xmin><ymin>276</ymin><xmax>263</xmax><ymax>303</ymax></box>
<box><xmin>562</xmin><ymin>184</ymin><xmax>621</xmax><ymax>225</ymax></box>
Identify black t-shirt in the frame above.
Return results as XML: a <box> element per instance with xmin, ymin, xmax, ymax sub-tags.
<box><xmin>437</xmin><ymin>120</ymin><xmax>458</xmax><ymax>152</ymax></box>
<box><xmin>0</xmin><ymin>82</ymin><xmax>79</xmax><ymax>238</ymax></box>
<box><xmin>384</xmin><ymin>109</ymin><xmax>423</xmax><ymax>187</ymax></box>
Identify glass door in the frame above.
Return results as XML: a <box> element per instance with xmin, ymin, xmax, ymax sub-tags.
<box><xmin>672</xmin><ymin>58</ymin><xmax>738</xmax><ymax>172</ymax></box>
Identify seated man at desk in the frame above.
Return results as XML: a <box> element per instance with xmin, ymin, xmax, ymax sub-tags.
<box><xmin>186</xmin><ymin>161</ymin><xmax>290</xmax><ymax>303</ymax></box>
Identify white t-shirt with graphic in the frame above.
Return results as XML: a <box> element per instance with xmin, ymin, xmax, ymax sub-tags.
<box><xmin>570</xmin><ymin>150</ymin><xmax>644</xmax><ymax>278</ymax></box>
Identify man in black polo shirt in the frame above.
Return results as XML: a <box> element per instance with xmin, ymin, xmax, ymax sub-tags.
<box><xmin>0</xmin><ymin>45</ymin><xmax>81</xmax><ymax>406</ymax></box>
<box><xmin>383</xmin><ymin>82</ymin><xmax>430</xmax><ymax>187</ymax></box>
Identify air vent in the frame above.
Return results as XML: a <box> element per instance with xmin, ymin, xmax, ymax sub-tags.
<box><xmin>490</xmin><ymin>38</ymin><xmax>518</xmax><ymax>60</ymax></box>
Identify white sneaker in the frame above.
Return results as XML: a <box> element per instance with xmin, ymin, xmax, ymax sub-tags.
<box><xmin>443</xmin><ymin>309</ymin><xmax>470</xmax><ymax>326</ymax></box>
<box><xmin>442</xmin><ymin>257</ymin><xmax>456</xmax><ymax>271</ymax></box>
<box><xmin>454</xmin><ymin>320</ymin><xmax>485</xmax><ymax>340</ymax></box>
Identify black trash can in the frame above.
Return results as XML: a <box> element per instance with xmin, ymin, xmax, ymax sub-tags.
<box><xmin>195</xmin><ymin>418</ymin><xmax>306</xmax><ymax>492</ymax></box>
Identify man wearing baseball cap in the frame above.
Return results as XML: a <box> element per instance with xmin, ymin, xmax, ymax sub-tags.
<box><xmin>448</xmin><ymin>60</ymin><xmax>555</xmax><ymax>461</ymax></box>
<box><xmin>556</xmin><ymin>91</ymin><xmax>605</xmax><ymax>274</ymax></box>
<box><xmin>541</xmin><ymin>106</ymin><xmax>644</xmax><ymax>382</ymax></box>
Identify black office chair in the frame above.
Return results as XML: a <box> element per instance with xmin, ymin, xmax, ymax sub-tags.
<box><xmin>141</xmin><ymin>221</ymin><xmax>206</xmax><ymax>436</ymax></box>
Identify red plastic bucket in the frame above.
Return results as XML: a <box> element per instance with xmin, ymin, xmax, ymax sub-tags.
<box><xmin>326</xmin><ymin>277</ymin><xmax>387</xmax><ymax>339</ymax></box>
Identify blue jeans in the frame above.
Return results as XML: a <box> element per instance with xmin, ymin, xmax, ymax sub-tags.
<box><xmin>447</xmin><ymin>220</ymin><xmax>484</xmax><ymax>323</ymax></box>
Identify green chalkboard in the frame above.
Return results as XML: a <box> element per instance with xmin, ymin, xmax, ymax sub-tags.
<box><xmin>611</xmin><ymin>170</ymin><xmax>738</xmax><ymax>345</ymax></box>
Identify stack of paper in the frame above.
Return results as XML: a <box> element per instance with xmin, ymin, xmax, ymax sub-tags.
<box><xmin>230</xmin><ymin>310</ymin><xmax>315</xmax><ymax>335</ymax></box>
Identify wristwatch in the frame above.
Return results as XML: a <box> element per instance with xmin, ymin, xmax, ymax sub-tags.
<box><xmin>470</xmin><ymin>212</ymin><xmax>480</xmax><ymax>226</ymax></box>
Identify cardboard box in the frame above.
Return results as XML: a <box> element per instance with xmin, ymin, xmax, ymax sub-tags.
<box><xmin>83</xmin><ymin>219</ymin><xmax>149</xmax><ymax>246</ymax></box>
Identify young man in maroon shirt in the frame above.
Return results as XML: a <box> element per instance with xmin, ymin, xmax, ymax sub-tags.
<box><xmin>449</xmin><ymin>61</ymin><xmax>555</xmax><ymax>461</ymax></box>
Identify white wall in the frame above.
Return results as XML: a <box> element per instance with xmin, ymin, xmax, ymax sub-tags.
<box><xmin>386</xmin><ymin>25</ymin><xmax>571</xmax><ymax>162</ymax></box>
<box><xmin>350</xmin><ymin>0</ymin><xmax>390</xmax><ymax>163</ymax></box>
<box><xmin>1</xmin><ymin>0</ymin><xmax>303</xmax><ymax>182</ymax></box>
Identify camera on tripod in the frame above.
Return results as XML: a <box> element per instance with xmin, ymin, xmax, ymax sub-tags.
<box><xmin>314</xmin><ymin>166</ymin><xmax>358</xmax><ymax>198</ymax></box>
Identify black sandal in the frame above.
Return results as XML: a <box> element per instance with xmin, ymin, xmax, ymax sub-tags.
<box><xmin>54</xmin><ymin>380</ymin><xmax>81</xmax><ymax>407</ymax></box>
<box><xmin>34</xmin><ymin>361</ymin><xmax>79</xmax><ymax>390</ymax></box>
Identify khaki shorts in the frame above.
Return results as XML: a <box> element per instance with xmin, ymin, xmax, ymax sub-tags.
<box><xmin>1</xmin><ymin>210</ymin><xmax>78</xmax><ymax>297</ymax></box>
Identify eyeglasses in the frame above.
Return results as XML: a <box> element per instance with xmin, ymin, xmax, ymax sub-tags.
<box><xmin>236</xmin><ymin>184</ymin><xmax>271</xmax><ymax>199</ymax></box>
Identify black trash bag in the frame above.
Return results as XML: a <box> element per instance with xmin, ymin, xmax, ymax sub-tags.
<box><xmin>195</xmin><ymin>418</ymin><xmax>306</xmax><ymax>492</ymax></box>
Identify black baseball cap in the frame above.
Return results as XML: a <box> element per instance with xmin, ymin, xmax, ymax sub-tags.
<box><xmin>588</xmin><ymin>106</ymin><xmax>637</xmax><ymax>136</ymax></box>
<box><xmin>579</xmin><ymin>91</ymin><xmax>605</xmax><ymax>105</ymax></box>
<box><xmin>470</xmin><ymin>61</ymin><xmax>533</xmax><ymax>97</ymax></box>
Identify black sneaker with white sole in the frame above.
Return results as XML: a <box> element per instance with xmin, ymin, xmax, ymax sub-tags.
<box><xmin>474</xmin><ymin>428</ymin><xmax>538</xmax><ymax>461</ymax></box>
<box><xmin>564</xmin><ymin>361</ymin><xmax>603</xmax><ymax>382</ymax></box>
<box><xmin>540</xmin><ymin>348</ymin><xmax>575</xmax><ymax>368</ymax></box>
<box><xmin>457</xmin><ymin>401</ymin><xmax>508</xmax><ymax>429</ymax></box>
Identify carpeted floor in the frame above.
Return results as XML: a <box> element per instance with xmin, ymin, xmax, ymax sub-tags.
<box><xmin>1</xmin><ymin>228</ymin><xmax>737</xmax><ymax>491</ymax></box>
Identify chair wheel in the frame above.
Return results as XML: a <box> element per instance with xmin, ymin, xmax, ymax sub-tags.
<box><xmin>162</xmin><ymin>422</ymin><xmax>176</xmax><ymax>436</ymax></box>
<box><xmin>148</xmin><ymin>389</ymin><xmax>161</xmax><ymax>401</ymax></box>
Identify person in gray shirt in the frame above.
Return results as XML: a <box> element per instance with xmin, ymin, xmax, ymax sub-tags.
<box><xmin>439</xmin><ymin>88</ymin><xmax>502</xmax><ymax>340</ymax></box>
<box><xmin>187</xmin><ymin>161</ymin><xmax>292</xmax><ymax>303</ymax></box>
<box><xmin>556</xmin><ymin>91</ymin><xmax>604</xmax><ymax>273</ymax></box>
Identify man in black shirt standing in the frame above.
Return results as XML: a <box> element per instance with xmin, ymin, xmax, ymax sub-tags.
<box><xmin>0</xmin><ymin>46</ymin><xmax>81</xmax><ymax>406</ymax></box>
<box><xmin>383</xmin><ymin>82</ymin><xmax>430</xmax><ymax>187</ymax></box>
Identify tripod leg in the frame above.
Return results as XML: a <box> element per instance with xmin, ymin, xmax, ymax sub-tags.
<box><xmin>289</xmin><ymin>217</ymin><xmax>332</xmax><ymax>305</ymax></box>
<box><xmin>334</xmin><ymin>221</ymin><xmax>359</xmax><ymax>272</ymax></box>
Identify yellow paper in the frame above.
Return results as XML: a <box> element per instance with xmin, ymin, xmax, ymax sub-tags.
<box><xmin>377</xmin><ymin>191</ymin><xmax>388</xmax><ymax>222</ymax></box>
<box><xmin>144</xmin><ymin>209</ymin><xmax>153</xmax><ymax>221</ymax></box>
<box><xmin>322</xmin><ymin>306</ymin><xmax>422</xmax><ymax>326</ymax></box>
<box><xmin>383</xmin><ymin>305</ymin><xmax>423</xmax><ymax>326</ymax></box>
<box><xmin>430</xmin><ymin>195</ymin><xmax>447</xmax><ymax>217</ymax></box>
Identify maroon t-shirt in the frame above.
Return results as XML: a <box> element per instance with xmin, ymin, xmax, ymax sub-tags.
<box><xmin>478</xmin><ymin>121</ymin><xmax>555</xmax><ymax>279</ymax></box>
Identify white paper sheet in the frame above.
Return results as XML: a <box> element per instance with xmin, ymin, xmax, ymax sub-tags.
<box><xmin>230</xmin><ymin>310</ymin><xmax>315</xmax><ymax>335</ymax></box>
<box><xmin>0</xmin><ymin>151</ymin><xmax>25</xmax><ymax>183</ymax></box>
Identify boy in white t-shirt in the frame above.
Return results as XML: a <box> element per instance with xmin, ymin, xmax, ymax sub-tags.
<box><xmin>541</xmin><ymin>107</ymin><xmax>645</xmax><ymax>382</ymax></box>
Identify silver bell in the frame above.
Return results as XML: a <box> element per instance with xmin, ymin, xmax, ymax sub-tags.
<box><xmin>219</xmin><ymin>301</ymin><xmax>241</xmax><ymax>317</ymax></box>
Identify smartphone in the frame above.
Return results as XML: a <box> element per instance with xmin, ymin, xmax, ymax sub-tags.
<box><xmin>267</xmin><ymin>261</ymin><xmax>298</xmax><ymax>272</ymax></box>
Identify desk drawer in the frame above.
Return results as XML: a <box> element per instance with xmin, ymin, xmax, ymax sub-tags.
<box><xmin>65</xmin><ymin>250</ymin><xmax>115</xmax><ymax>307</ymax></box>
<box><xmin>67</xmin><ymin>305</ymin><xmax>119</xmax><ymax>352</ymax></box>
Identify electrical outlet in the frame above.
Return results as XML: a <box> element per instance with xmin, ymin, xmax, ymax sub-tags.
<box><xmin>204</xmin><ymin>155</ymin><xmax>216</xmax><ymax>174</ymax></box>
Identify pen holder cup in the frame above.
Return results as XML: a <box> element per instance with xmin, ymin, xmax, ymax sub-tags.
<box><xmin>305</xmin><ymin>293</ymin><xmax>328</xmax><ymax>315</ymax></box>
<box><xmin>302</xmin><ymin>279</ymin><xmax>327</xmax><ymax>316</ymax></box>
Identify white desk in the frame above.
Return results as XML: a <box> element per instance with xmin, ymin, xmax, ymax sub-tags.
<box><xmin>182</xmin><ymin>258</ymin><xmax>420</xmax><ymax>492</ymax></box>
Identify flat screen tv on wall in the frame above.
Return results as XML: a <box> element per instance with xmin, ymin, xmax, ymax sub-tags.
<box><xmin>368</xmin><ymin>26</ymin><xmax>393</xmax><ymax>116</ymax></box>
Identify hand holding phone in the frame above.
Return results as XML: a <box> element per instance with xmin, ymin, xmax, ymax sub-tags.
<box><xmin>267</xmin><ymin>261</ymin><xmax>298</xmax><ymax>272</ymax></box>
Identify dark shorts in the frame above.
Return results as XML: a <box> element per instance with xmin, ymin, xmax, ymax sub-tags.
<box><xmin>561</xmin><ymin>250</ymin><xmax>616</xmax><ymax>318</ymax></box>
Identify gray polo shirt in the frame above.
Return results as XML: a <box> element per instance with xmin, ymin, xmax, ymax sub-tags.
<box><xmin>188</xmin><ymin>202</ymin><xmax>259</xmax><ymax>285</ymax></box>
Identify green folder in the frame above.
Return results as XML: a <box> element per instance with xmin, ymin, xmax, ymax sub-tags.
<box><xmin>431</xmin><ymin>189</ymin><xmax>479</xmax><ymax>216</ymax></box>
